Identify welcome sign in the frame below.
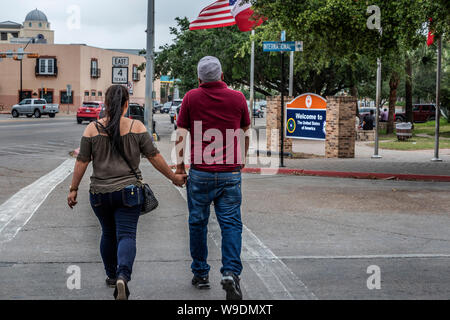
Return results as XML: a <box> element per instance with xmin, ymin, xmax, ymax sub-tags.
<box><xmin>286</xmin><ymin>93</ymin><xmax>327</xmax><ymax>141</ymax></box>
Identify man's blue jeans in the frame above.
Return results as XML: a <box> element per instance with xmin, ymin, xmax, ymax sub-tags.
<box><xmin>89</xmin><ymin>186</ymin><xmax>143</xmax><ymax>282</ymax></box>
<box><xmin>187</xmin><ymin>168</ymin><xmax>243</xmax><ymax>278</ymax></box>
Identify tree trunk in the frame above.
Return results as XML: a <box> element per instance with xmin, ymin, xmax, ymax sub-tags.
<box><xmin>387</xmin><ymin>72</ymin><xmax>400</xmax><ymax>134</ymax></box>
<box><xmin>405</xmin><ymin>57</ymin><xmax>413</xmax><ymax>123</ymax></box>
<box><xmin>350</xmin><ymin>86</ymin><xmax>359</xmax><ymax>117</ymax></box>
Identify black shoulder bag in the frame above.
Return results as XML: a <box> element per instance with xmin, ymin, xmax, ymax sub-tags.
<box><xmin>96</xmin><ymin>121</ymin><xmax>158</xmax><ymax>215</ymax></box>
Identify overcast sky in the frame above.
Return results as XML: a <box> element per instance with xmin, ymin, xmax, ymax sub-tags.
<box><xmin>1</xmin><ymin>0</ymin><xmax>214</xmax><ymax>50</ymax></box>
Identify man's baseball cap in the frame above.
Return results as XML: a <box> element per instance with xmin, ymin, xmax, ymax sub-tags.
<box><xmin>197</xmin><ymin>56</ymin><xmax>222</xmax><ymax>83</ymax></box>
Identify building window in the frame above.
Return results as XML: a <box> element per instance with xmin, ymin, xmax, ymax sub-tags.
<box><xmin>1</xmin><ymin>33</ymin><xmax>7</xmax><ymax>41</ymax></box>
<box><xmin>91</xmin><ymin>91</ymin><xmax>96</xmax><ymax>97</ymax></box>
<box><xmin>39</xmin><ymin>90</ymin><xmax>54</xmax><ymax>103</ymax></box>
<box><xmin>60</xmin><ymin>91</ymin><xmax>74</xmax><ymax>104</ymax></box>
<box><xmin>39</xmin><ymin>22</ymin><xmax>42</xmax><ymax>27</ymax></box>
<box><xmin>98</xmin><ymin>91</ymin><xmax>102</xmax><ymax>97</ymax></box>
<box><xmin>11</xmin><ymin>32</ymin><xmax>19</xmax><ymax>38</ymax></box>
<box><xmin>36</xmin><ymin>58</ymin><xmax>57</xmax><ymax>76</ymax></box>
<box><xmin>29</xmin><ymin>22</ymin><xmax>32</xmax><ymax>27</ymax></box>
<box><xmin>84</xmin><ymin>91</ymin><xmax>89</xmax><ymax>97</ymax></box>
<box><xmin>90</xmin><ymin>59</ymin><xmax>101</xmax><ymax>78</ymax></box>
<box><xmin>132</xmin><ymin>65</ymin><xmax>140</xmax><ymax>81</ymax></box>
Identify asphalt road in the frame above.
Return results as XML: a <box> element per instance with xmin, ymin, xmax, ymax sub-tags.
<box><xmin>0</xmin><ymin>112</ymin><xmax>449</xmax><ymax>300</ymax></box>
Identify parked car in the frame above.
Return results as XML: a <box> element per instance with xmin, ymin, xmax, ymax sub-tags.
<box><xmin>395</xmin><ymin>104</ymin><xmax>436</xmax><ymax>123</ymax></box>
<box><xmin>125</xmin><ymin>103</ymin><xmax>145</xmax><ymax>124</ymax></box>
<box><xmin>257</xmin><ymin>101</ymin><xmax>267</xmax><ymax>110</ymax></box>
<box><xmin>153</xmin><ymin>100</ymin><xmax>162</xmax><ymax>113</ymax></box>
<box><xmin>253</xmin><ymin>105</ymin><xmax>264</xmax><ymax>118</ymax></box>
<box><xmin>11</xmin><ymin>98</ymin><xmax>59</xmax><ymax>118</ymax></box>
<box><xmin>161</xmin><ymin>102</ymin><xmax>171</xmax><ymax>114</ymax></box>
<box><xmin>173</xmin><ymin>105</ymin><xmax>182</xmax><ymax>130</ymax></box>
<box><xmin>77</xmin><ymin>101</ymin><xmax>105</xmax><ymax>124</ymax></box>
<box><xmin>169</xmin><ymin>99</ymin><xmax>183</xmax><ymax>123</ymax></box>
<box><xmin>358</xmin><ymin>107</ymin><xmax>378</xmax><ymax>123</ymax></box>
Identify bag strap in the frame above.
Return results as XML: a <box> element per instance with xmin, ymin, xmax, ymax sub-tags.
<box><xmin>95</xmin><ymin>121</ymin><xmax>141</xmax><ymax>182</ymax></box>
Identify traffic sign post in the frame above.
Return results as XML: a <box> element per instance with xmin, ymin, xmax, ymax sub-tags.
<box><xmin>66</xmin><ymin>85</ymin><xmax>72</xmax><ymax>114</ymax></box>
<box><xmin>263</xmin><ymin>35</ymin><xmax>303</xmax><ymax>168</ymax></box>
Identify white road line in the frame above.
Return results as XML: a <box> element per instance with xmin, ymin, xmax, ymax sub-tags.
<box><xmin>0</xmin><ymin>159</ymin><xmax>75</xmax><ymax>243</ymax></box>
<box><xmin>277</xmin><ymin>254</ymin><xmax>450</xmax><ymax>260</ymax></box>
<box><xmin>174</xmin><ymin>186</ymin><xmax>317</xmax><ymax>300</ymax></box>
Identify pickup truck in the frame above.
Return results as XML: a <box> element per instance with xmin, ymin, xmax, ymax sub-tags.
<box><xmin>395</xmin><ymin>104</ymin><xmax>436</xmax><ymax>123</ymax></box>
<box><xmin>11</xmin><ymin>98</ymin><xmax>59</xmax><ymax>118</ymax></box>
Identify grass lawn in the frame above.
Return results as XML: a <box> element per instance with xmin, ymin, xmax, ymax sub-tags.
<box><xmin>414</xmin><ymin>119</ymin><xmax>450</xmax><ymax>138</ymax></box>
<box><xmin>373</xmin><ymin>119</ymin><xmax>450</xmax><ymax>150</ymax></box>
<box><xmin>377</xmin><ymin>136</ymin><xmax>450</xmax><ymax>151</ymax></box>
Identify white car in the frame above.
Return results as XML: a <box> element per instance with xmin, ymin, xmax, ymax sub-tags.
<box><xmin>11</xmin><ymin>98</ymin><xmax>59</xmax><ymax>118</ymax></box>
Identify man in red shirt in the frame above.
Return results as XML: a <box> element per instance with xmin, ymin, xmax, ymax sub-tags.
<box><xmin>176</xmin><ymin>56</ymin><xmax>250</xmax><ymax>300</ymax></box>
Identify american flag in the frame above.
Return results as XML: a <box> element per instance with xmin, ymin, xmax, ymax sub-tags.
<box><xmin>189</xmin><ymin>0</ymin><xmax>236</xmax><ymax>30</ymax></box>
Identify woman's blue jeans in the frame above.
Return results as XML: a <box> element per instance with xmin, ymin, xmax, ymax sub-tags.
<box><xmin>89</xmin><ymin>186</ymin><xmax>143</xmax><ymax>282</ymax></box>
<box><xmin>187</xmin><ymin>168</ymin><xmax>243</xmax><ymax>278</ymax></box>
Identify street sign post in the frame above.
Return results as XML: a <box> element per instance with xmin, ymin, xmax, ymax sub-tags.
<box><xmin>263</xmin><ymin>41</ymin><xmax>303</xmax><ymax>52</ymax></box>
<box><xmin>66</xmin><ymin>84</ymin><xmax>72</xmax><ymax>115</ymax></box>
<box><xmin>263</xmin><ymin>36</ymin><xmax>303</xmax><ymax>168</ymax></box>
<box><xmin>112</xmin><ymin>67</ymin><xmax>128</xmax><ymax>84</ymax></box>
<box><xmin>112</xmin><ymin>57</ymin><xmax>129</xmax><ymax>67</ymax></box>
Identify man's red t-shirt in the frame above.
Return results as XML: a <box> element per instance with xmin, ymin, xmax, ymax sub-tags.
<box><xmin>177</xmin><ymin>81</ymin><xmax>251</xmax><ymax>172</ymax></box>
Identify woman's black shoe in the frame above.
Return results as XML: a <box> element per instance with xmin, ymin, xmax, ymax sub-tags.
<box><xmin>114</xmin><ymin>276</ymin><xmax>130</xmax><ymax>300</ymax></box>
<box><xmin>106</xmin><ymin>277</ymin><xmax>116</xmax><ymax>288</ymax></box>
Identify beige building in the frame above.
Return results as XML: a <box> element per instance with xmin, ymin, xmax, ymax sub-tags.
<box><xmin>0</xmin><ymin>9</ymin><xmax>54</xmax><ymax>44</ymax></box>
<box><xmin>0</xmin><ymin>43</ymin><xmax>147</xmax><ymax>112</ymax></box>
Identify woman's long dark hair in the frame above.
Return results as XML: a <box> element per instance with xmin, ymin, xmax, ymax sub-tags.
<box><xmin>104</xmin><ymin>85</ymin><xmax>129</xmax><ymax>154</ymax></box>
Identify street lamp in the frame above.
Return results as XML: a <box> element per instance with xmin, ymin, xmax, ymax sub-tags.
<box><xmin>19</xmin><ymin>37</ymin><xmax>36</xmax><ymax>102</ymax></box>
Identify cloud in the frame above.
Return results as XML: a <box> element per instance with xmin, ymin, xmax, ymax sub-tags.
<box><xmin>1</xmin><ymin>0</ymin><xmax>215</xmax><ymax>49</ymax></box>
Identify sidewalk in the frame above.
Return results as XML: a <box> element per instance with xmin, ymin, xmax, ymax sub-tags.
<box><xmin>243</xmin><ymin>125</ymin><xmax>450</xmax><ymax>180</ymax></box>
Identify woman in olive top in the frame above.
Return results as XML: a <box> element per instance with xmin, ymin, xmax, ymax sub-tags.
<box><xmin>67</xmin><ymin>85</ymin><xmax>187</xmax><ymax>300</ymax></box>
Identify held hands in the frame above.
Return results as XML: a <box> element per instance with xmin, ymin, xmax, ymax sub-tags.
<box><xmin>67</xmin><ymin>191</ymin><xmax>78</xmax><ymax>209</ymax></box>
<box><xmin>172</xmin><ymin>172</ymin><xmax>188</xmax><ymax>187</ymax></box>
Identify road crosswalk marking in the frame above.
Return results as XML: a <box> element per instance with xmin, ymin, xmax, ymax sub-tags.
<box><xmin>174</xmin><ymin>185</ymin><xmax>317</xmax><ymax>300</ymax></box>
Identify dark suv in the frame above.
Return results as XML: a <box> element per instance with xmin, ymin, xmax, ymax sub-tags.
<box><xmin>99</xmin><ymin>103</ymin><xmax>145</xmax><ymax>124</ymax></box>
<box><xmin>395</xmin><ymin>104</ymin><xmax>436</xmax><ymax>123</ymax></box>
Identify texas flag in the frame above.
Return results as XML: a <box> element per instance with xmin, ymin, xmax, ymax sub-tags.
<box><xmin>230</xmin><ymin>0</ymin><xmax>265</xmax><ymax>32</ymax></box>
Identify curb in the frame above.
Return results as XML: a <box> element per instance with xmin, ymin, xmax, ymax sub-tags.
<box><xmin>169</xmin><ymin>164</ymin><xmax>450</xmax><ymax>182</ymax></box>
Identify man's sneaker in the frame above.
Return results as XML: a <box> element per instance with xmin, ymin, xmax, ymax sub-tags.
<box><xmin>192</xmin><ymin>275</ymin><xmax>210</xmax><ymax>289</ymax></box>
<box><xmin>114</xmin><ymin>276</ymin><xmax>130</xmax><ymax>300</ymax></box>
<box><xmin>221</xmin><ymin>271</ymin><xmax>243</xmax><ymax>300</ymax></box>
<box><xmin>105</xmin><ymin>277</ymin><xmax>116</xmax><ymax>288</ymax></box>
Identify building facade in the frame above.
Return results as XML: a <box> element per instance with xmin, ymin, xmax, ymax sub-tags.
<box><xmin>0</xmin><ymin>43</ymin><xmax>147</xmax><ymax>112</ymax></box>
<box><xmin>0</xmin><ymin>9</ymin><xmax>54</xmax><ymax>44</ymax></box>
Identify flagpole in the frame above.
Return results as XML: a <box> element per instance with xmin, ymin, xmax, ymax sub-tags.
<box><xmin>250</xmin><ymin>29</ymin><xmax>255</xmax><ymax>127</ymax></box>
<box><xmin>432</xmin><ymin>35</ymin><xmax>442</xmax><ymax>162</ymax></box>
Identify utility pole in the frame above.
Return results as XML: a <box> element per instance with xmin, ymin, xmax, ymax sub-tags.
<box><xmin>250</xmin><ymin>30</ymin><xmax>255</xmax><ymax>126</ymax></box>
<box><xmin>432</xmin><ymin>36</ymin><xmax>442</xmax><ymax>162</ymax></box>
<box><xmin>372</xmin><ymin>28</ymin><xmax>383</xmax><ymax>159</ymax></box>
<box><xmin>289</xmin><ymin>51</ymin><xmax>294</xmax><ymax>97</ymax></box>
<box><xmin>144</xmin><ymin>0</ymin><xmax>155</xmax><ymax>135</ymax></box>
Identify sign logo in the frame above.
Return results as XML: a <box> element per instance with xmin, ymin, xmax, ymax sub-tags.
<box><xmin>306</xmin><ymin>95</ymin><xmax>312</xmax><ymax>109</ymax></box>
<box><xmin>287</xmin><ymin>118</ymin><xmax>296</xmax><ymax>134</ymax></box>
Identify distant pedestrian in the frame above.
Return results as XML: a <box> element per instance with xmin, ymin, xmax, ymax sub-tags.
<box><xmin>67</xmin><ymin>85</ymin><xmax>186</xmax><ymax>300</ymax></box>
<box><xmin>175</xmin><ymin>56</ymin><xmax>251</xmax><ymax>300</ymax></box>
<box><xmin>380</xmin><ymin>108</ymin><xmax>388</xmax><ymax>122</ymax></box>
<box><xmin>363</xmin><ymin>109</ymin><xmax>375</xmax><ymax>130</ymax></box>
